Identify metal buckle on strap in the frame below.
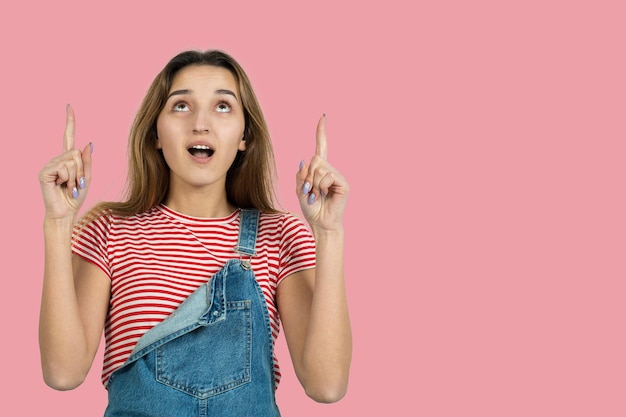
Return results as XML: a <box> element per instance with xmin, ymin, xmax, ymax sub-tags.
<box><xmin>239</xmin><ymin>254</ymin><xmax>252</xmax><ymax>270</ymax></box>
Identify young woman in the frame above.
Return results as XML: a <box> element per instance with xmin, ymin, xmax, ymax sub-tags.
<box><xmin>38</xmin><ymin>50</ymin><xmax>351</xmax><ymax>416</ymax></box>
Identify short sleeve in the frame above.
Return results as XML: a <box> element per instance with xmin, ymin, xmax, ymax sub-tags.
<box><xmin>277</xmin><ymin>213</ymin><xmax>316</xmax><ymax>283</ymax></box>
<box><xmin>71</xmin><ymin>215</ymin><xmax>112</xmax><ymax>278</ymax></box>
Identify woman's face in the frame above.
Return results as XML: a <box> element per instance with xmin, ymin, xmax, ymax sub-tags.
<box><xmin>156</xmin><ymin>64</ymin><xmax>246</xmax><ymax>193</ymax></box>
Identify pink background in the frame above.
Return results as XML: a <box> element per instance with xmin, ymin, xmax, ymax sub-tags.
<box><xmin>1</xmin><ymin>0</ymin><xmax>625</xmax><ymax>415</ymax></box>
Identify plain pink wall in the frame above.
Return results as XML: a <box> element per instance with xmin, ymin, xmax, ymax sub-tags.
<box><xmin>1</xmin><ymin>0</ymin><xmax>625</xmax><ymax>415</ymax></box>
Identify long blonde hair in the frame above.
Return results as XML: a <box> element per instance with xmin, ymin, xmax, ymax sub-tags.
<box><xmin>84</xmin><ymin>50</ymin><xmax>278</xmax><ymax>222</ymax></box>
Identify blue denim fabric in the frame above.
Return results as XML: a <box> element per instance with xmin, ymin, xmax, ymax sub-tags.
<box><xmin>104</xmin><ymin>209</ymin><xmax>281</xmax><ymax>417</ymax></box>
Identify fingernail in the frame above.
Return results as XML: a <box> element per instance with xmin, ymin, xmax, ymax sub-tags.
<box><xmin>308</xmin><ymin>193</ymin><xmax>316</xmax><ymax>205</ymax></box>
<box><xmin>79</xmin><ymin>177</ymin><xmax>86</xmax><ymax>189</ymax></box>
<box><xmin>90</xmin><ymin>142</ymin><xmax>94</xmax><ymax>154</ymax></box>
<box><xmin>303</xmin><ymin>182</ymin><xmax>311</xmax><ymax>194</ymax></box>
<box><xmin>72</xmin><ymin>187</ymin><xmax>79</xmax><ymax>199</ymax></box>
<box><xmin>299</xmin><ymin>160</ymin><xmax>304</xmax><ymax>171</ymax></box>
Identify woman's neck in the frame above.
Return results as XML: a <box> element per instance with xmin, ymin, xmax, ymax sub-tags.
<box><xmin>164</xmin><ymin>186</ymin><xmax>236</xmax><ymax>219</ymax></box>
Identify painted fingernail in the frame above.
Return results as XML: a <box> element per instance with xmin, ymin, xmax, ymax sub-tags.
<box><xmin>303</xmin><ymin>182</ymin><xmax>311</xmax><ymax>194</ymax></box>
<box><xmin>72</xmin><ymin>186</ymin><xmax>79</xmax><ymax>199</ymax></box>
<box><xmin>308</xmin><ymin>193</ymin><xmax>316</xmax><ymax>205</ymax></box>
<box><xmin>90</xmin><ymin>142</ymin><xmax>94</xmax><ymax>154</ymax></box>
<box><xmin>299</xmin><ymin>160</ymin><xmax>304</xmax><ymax>171</ymax></box>
<box><xmin>79</xmin><ymin>177</ymin><xmax>86</xmax><ymax>189</ymax></box>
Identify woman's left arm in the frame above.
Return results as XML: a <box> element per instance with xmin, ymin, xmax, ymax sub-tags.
<box><xmin>276</xmin><ymin>115</ymin><xmax>352</xmax><ymax>403</ymax></box>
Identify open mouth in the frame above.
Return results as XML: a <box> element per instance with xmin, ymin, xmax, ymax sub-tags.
<box><xmin>188</xmin><ymin>145</ymin><xmax>214</xmax><ymax>158</ymax></box>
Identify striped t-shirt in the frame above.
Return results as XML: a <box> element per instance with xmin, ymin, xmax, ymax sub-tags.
<box><xmin>71</xmin><ymin>204</ymin><xmax>316</xmax><ymax>388</ymax></box>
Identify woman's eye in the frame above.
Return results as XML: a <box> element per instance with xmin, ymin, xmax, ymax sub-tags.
<box><xmin>173</xmin><ymin>102</ymin><xmax>190</xmax><ymax>112</ymax></box>
<box><xmin>216</xmin><ymin>102</ymin><xmax>232</xmax><ymax>113</ymax></box>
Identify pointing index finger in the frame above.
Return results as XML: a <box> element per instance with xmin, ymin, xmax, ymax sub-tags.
<box><xmin>64</xmin><ymin>104</ymin><xmax>76</xmax><ymax>152</ymax></box>
<box><xmin>315</xmin><ymin>114</ymin><xmax>328</xmax><ymax>160</ymax></box>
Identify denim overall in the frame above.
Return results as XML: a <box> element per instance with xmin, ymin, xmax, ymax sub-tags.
<box><xmin>104</xmin><ymin>209</ymin><xmax>281</xmax><ymax>417</ymax></box>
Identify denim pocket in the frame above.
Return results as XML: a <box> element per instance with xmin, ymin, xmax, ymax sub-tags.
<box><xmin>155</xmin><ymin>300</ymin><xmax>252</xmax><ymax>398</ymax></box>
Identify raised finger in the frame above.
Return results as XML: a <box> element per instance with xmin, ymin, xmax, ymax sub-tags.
<box><xmin>315</xmin><ymin>114</ymin><xmax>328</xmax><ymax>160</ymax></box>
<box><xmin>64</xmin><ymin>104</ymin><xmax>76</xmax><ymax>152</ymax></box>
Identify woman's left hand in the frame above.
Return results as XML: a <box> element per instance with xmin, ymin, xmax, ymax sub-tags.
<box><xmin>297</xmin><ymin>115</ymin><xmax>349</xmax><ymax>232</ymax></box>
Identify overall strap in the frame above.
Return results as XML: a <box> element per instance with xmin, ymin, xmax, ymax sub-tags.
<box><xmin>233</xmin><ymin>208</ymin><xmax>259</xmax><ymax>257</ymax></box>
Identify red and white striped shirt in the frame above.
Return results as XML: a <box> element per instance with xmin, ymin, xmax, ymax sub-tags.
<box><xmin>71</xmin><ymin>204</ymin><xmax>316</xmax><ymax>388</ymax></box>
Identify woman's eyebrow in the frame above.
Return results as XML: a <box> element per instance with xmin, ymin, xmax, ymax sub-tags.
<box><xmin>166</xmin><ymin>89</ymin><xmax>238</xmax><ymax>100</ymax></box>
<box><xmin>215</xmin><ymin>89</ymin><xmax>238</xmax><ymax>99</ymax></box>
<box><xmin>167</xmin><ymin>89</ymin><xmax>191</xmax><ymax>99</ymax></box>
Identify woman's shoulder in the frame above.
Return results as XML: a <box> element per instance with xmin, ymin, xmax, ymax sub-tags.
<box><xmin>78</xmin><ymin>205</ymin><xmax>165</xmax><ymax>231</ymax></box>
<box><xmin>258</xmin><ymin>210</ymin><xmax>313</xmax><ymax>240</ymax></box>
<box><xmin>259</xmin><ymin>210</ymin><xmax>307</xmax><ymax>227</ymax></box>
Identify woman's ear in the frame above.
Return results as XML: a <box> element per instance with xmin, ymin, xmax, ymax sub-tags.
<box><xmin>238</xmin><ymin>126</ymin><xmax>247</xmax><ymax>151</ymax></box>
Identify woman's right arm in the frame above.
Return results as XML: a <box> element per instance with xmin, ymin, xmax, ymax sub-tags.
<box><xmin>38</xmin><ymin>105</ymin><xmax>110</xmax><ymax>390</ymax></box>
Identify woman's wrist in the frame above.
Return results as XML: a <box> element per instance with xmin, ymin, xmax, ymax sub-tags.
<box><xmin>311</xmin><ymin>225</ymin><xmax>344</xmax><ymax>241</ymax></box>
<box><xmin>43</xmin><ymin>216</ymin><xmax>75</xmax><ymax>235</ymax></box>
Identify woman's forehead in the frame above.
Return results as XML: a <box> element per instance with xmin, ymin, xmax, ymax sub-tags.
<box><xmin>170</xmin><ymin>65</ymin><xmax>238</xmax><ymax>92</ymax></box>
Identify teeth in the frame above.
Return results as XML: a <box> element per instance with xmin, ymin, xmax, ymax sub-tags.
<box><xmin>188</xmin><ymin>144</ymin><xmax>215</xmax><ymax>158</ymax></box>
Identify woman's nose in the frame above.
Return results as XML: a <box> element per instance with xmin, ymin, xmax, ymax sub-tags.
<box><xmin>193</xmin><ymin>111</ymin><xmax>211</xmax><ymax>134</ymax></box>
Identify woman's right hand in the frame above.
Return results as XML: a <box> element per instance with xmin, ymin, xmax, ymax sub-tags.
<box><xmin>39</xmin><ymin>105</ymin><xmax>93</xmax><ymax>221</ymax></box>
